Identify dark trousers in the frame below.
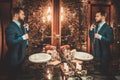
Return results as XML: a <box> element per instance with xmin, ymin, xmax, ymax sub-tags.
<box><xmin>6</xmin><ymin>61</ymin><xmax>24</xmax><ymax>80</ymax></box>
<box><xmin>7</xmin><ymin>66</ymin><xmax>18</xmax><ymax>80</ymax></box>
<box><xmin>94</xmin><ymin>59</ymin><xmax>110</xmax><ymax>75</ymax></box>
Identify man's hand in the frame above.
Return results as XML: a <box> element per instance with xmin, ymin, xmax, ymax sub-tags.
<box><xmin>95</xmin><ymin>33</ymin><xmax>102</xmax><ymax>39</ymax></box>
<box><xmin>22</xmin><ymin>34</ymin><xmax>29</xmax><ymax>40</ymax></box>
<box><xmin>23</xmin><ymin>23</ymin><xmax>29</xmax><ymax>30</ymax></box>
<box><xmin>90</xmin><ymin>24</ymin><xmax>96</xmax><ymax>30</ymax></box>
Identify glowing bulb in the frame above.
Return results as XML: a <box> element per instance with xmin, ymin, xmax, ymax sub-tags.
<box><xmin>47</xmin><ymin>7</ymin><xmax>51</xmax><ymax>14</ymax></box>
<box><xmin>47</xmin><ymin>73</ymin><xmax>52</xmax><ymax>80</ymax></box>
<box><xmin>61</xmin><ymin>7</ymin><xmax>63</xmax><ymax>13</ymax></box>
<box><xmin>47</xmin><ymin>69</ymin><xmax>50</xmax><ymax>73</ymax></box>
<box><xmin>61</xmin><ymin>15</ymin><xmax>63</xmax><ymax>21</ymax></box>
<box><xmin>42</xmin><ymin>17</ymin><xmax>46</xmax><ymax>23</ymax></box>
<box><xmin>47</xmin><ymin>15</ymin><xmax>51</xmax><ymax>22</ymax></box>
<box><xmin>60</xmin><ymin>7</ymin><xmax>64</xmax><ymax>21</ymax></box>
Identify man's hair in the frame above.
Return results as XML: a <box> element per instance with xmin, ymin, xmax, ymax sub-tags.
<box><xmin>96</xmin><ymin>10</ymin><xmax>107</xmax><ymax>17</ymax></box>
<box><xmin>12</xmin><ymin>7</ymin><xmax>24</xmax><ymax>16</ymax></box>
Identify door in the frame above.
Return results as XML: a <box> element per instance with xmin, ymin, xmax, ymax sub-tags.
<box><xmin>0</xmin><ymin>2</ymin><xmax>11</xmax><ymax>60</ymax></box>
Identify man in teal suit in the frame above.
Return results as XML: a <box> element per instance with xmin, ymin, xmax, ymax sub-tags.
<box><xmin>89</xmin><ymin>10</ymin><xmax>114</xmax><ymax>77</ymax></box>
<box><xmin>5</xmin><ymin>7</ymin><xmax>29</xmax><ymax>80</ymax></box>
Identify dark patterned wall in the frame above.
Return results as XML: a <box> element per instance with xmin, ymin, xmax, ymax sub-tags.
<box><xmin>61</xmin><ymin>0</ymin><xmax>88</xmax><ymax>52</ymax></box>
<box><xmin>111</xmin><ymin>0</ymin><xmax>120</xmax><ymax>70</ymax></box>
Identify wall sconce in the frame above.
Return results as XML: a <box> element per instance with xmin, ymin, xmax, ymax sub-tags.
<box><xmin>42</xmin><ymin>6</ymin><xmax>52</xmax><ymax>23</ymax></box>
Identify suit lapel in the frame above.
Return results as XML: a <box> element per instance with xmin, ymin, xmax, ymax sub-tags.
<box><xmin>98</xmin><ymin>23</ymin><xmax>107</xmax><ymax>34</ymax></box>
<box><xmin>21</xmin><ymin>26</ymin><xmax>25</xmax><ymax>34</ymax></box>
<box><xmin>12</xmin><ymin>22</ymin><xmax>23</xmax><ymax>34</ymax></box>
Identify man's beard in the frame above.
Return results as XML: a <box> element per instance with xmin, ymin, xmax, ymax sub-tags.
<box><xmin>96</xmin><ymin>19</ymin><xmax>102</xmax><ymax>24</ymax></box>
<box><xmin>18</xmin><ymin>18</ymin><xmax>24</xmax><ymax>25</ymax></box>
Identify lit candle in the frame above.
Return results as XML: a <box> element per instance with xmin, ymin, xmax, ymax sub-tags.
<box><xmin>64</xmin><ymin>63</ymin><xmax>69</xmax><ymax>72</ymax></box>
<box><xmin>47</xmin><ymin>69</ymin><xmax>50</xmax><ymax>73</ymax></box>
<box><xmin>47</xmin><ymin>73</ymin><xmax>52</xmax><ymax>80</ymax></box>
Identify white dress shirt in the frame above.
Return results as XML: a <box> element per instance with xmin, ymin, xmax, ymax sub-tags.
<box><xmin>97</xmin><ymin>22</ymin><xmax>105</xmax><ymax>40</ymax></box>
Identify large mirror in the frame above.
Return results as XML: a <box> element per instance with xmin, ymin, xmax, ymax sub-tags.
<box><xmin>61</xmin><ymin>0</ymin><xmax>88</xmax><ymax>52</ymax></box>
<box><xmin>22</xmin><ymin>0</ymin><xmax>52</xmax><ymax>53</ymax></box>
<box><xmin>18</xmin><ymin>0</ymin><xmax>88</xmax><ymax>53</ymax></box>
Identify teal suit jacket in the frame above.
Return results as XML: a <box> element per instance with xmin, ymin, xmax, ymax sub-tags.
<box><xmin>89</xmin><ymin>23</ymin><xmax>114</xmax><ymax>63</ymax></box>
<box><xmin>5</xmin><ymin>21</ymin><xmax>28</xmax><ymax>67</ymax></box>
